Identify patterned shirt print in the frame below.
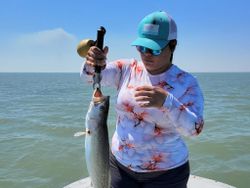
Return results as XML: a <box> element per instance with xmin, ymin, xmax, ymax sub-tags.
<box><xmin>81</xmin><ymin>59</ymin><xmax>204</xmax><ymax>172</ymax></box>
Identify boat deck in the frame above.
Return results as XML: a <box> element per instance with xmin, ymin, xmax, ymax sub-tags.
<box><xmin>64</xmin><ymin>175</ymin><xmax>236</xmax><ymax>188</ymax></box>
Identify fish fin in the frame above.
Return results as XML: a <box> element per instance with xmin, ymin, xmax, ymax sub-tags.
<box><xmin>74</xmin><ymin>131</ymin><xmax>86</xmax><ymax>137</ymax></box>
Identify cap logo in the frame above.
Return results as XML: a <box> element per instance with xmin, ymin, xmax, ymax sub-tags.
<box><xmin>143</xmin><ymin>24</ymin><xmax>159</xmax><ymax>35</ymax></box>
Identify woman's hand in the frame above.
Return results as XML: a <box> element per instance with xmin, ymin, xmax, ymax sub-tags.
<box><xmin>134</xmin><ymin>86</ymin><xmax>168</xmax><ymax>108</ymax></box>
<box><xmin>85</xmin><ymin>46</ymin><xmax>109</xmax><ymax>68</ymax></box>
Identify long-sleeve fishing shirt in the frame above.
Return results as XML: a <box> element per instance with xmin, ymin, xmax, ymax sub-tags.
<box><xmin>81</xmin><ymin>58</ymin><xmax>204</xmax><ymax>172</ymax></box>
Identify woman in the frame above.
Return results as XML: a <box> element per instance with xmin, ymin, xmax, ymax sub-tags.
<box><xmin>81</xmin><ymin>11</ymin><xmax>204</xmax><ymax>188</ymax></box>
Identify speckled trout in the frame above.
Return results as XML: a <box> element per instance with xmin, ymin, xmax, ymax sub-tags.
<box><xmin>75</xmin><ymin>88</ymin><xmax>110</xmax><ymax>188</ymax></box>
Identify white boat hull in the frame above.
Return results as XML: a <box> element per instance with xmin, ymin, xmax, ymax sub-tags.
<box><xmin>64</xmin><ymin>175</ymin><xmax>236</xmax><ymax>188</ymax></box>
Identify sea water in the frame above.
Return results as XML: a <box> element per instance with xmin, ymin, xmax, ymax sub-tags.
<box><xmin>0</xmin><ymin>73</ymin><xmax>249</xmax><ymax>188</ymax></box>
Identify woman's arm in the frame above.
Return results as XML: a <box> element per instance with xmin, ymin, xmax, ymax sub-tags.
<box><xmin>162</xmin><ymin>77</ymin><xmax>204</xmax><ymax>137</ymax></box>
<box><xmin>80</xmin><ymin>58</ymin><xmax>132</xmax><ymax>89</ymax></box>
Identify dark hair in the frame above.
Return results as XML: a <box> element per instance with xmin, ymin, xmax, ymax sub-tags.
<box><xmin>168</xmin><ymin>39</ymin><xmax>177</xmax><ymax>62</ymax></box>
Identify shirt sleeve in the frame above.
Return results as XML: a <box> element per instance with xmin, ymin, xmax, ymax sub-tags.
<box><xmin>162</xmin><ymin>77</ymin><xmax>204</xmax><ymax>137</ymax></box>
<box><xmin>80</xmin><ymin>59</ymin><xmax>131</xmax><ymax>89</ymax></box>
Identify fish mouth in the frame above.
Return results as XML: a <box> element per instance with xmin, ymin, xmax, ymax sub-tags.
<box><xmin>92</xmin><ymin>88</ymin><xmax>109</xmax><ymax>103</ymax></box>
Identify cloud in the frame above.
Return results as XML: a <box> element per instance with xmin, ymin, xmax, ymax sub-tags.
<box><xmin>0</xmin><ymin>28</ymin><xmax>82</xmax><ymax>72</ymax></box>
<box><xmin>18</xmin><ymin>28</ymin><xmax>75</xmax><ymax>45</ymax></box>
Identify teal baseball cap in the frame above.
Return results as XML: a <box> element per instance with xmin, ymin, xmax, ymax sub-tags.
<box><xmin>131</xmin><ymin>11</ymin><xmax>177</xmax><ymax>51</ymax></box>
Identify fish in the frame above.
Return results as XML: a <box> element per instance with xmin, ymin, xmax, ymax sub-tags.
<box><xmin>75</xmin><ymin>88</ymin><xmax>110</xmax><ymax>188</ymax></box>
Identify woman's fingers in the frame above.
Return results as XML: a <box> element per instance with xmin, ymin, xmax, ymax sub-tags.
<box><xmin>135</xmin><ymin>85</ymin><xmax>153</xmax><ymax>91</ymax></box>
<box><xmin>135</xmin><ymin>95</ymin><xmax>151</xmax><ymax>102</ymax></box>
<box><xmin>85</xmin><ymin>46</ymin><xmax>108</xmax><ymax>67</ymax></box>
<box><xmin>134</xmin><ymin>86</ymin><xmax>154</xmax><ymax>97</ymax></box>
<box><xmin>134</xmin><ymin>90</ymin><xmax>153</xmax><ymax>97</ymax></box>
<box><xmin>134</xmin><ymin>86</ymin><xmax>168</xmax><ymax>108</ymax></box>
<box><xmin>103</xmin><ymin>46</ymin><xmax>109</xmax><ymax>55</ymax></box>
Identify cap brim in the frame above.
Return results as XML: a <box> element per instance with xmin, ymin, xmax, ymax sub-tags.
<box><xmin>131</xmin><ymin>37</ymin><xmax>169</xmax><ymax>51</ymax></box>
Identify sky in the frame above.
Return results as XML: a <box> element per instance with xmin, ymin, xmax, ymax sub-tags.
<box><xmin>0</xmin><ymin>0</ymin><xmax>250</xmax><ymax>72</ymax></box>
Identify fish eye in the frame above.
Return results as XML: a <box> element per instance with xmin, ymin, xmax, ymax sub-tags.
<box><xmin>100</xmin><ymin>105</ymin><xmax>106</xmax><ymax>112</ymax></box>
